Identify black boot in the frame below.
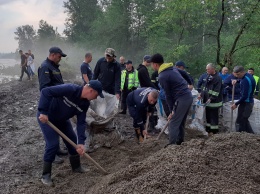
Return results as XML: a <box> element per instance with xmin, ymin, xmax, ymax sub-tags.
<box><xmin>57</xmin><ymin>148</ymin><xmax>68</xmax><ymax>156</ymax></box>
<box><xmin>69</xmin><ymin>155</ymin><xmax>89</xmax><ymax>173</ymax></box>
<box><xmin>53</xmin><ymin>155</ymin><xmax>64</xmax><ymax>164</ymax></box>
<box><xmin>41</xmin><ymin>162</ymin><xmax>53</xmax><ymax>186</ymax></box>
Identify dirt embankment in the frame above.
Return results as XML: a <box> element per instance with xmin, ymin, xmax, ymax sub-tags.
<box><xmin>0</xmin><ymin>80</ymin><xmax>259</xmax><ymax>194</ymax></box>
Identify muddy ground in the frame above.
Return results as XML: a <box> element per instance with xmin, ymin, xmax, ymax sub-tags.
<box><xmin>0</xmin><ymin>79</ymin><xmax>259</xmax><ymax>194</ymax></box>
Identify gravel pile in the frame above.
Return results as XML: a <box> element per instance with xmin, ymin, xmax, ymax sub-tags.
<box><xmin>90</xmin><ymin>132</ymin><xmax>260</xmax><ymax>194</ymax></box>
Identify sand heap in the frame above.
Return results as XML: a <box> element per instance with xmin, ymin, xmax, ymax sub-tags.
<box><xmin>90</xmin><ymin>132</ymin><xmax>260</xmax><ymax>194</ymax></box>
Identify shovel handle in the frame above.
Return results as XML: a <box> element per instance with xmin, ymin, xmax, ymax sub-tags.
<box><xmin>144</xmin><ymin>115</ymin><xmax>150</xmax><ymax>140</ymax></box>
<box><xmin>230</xmin><ymin>84</ymin><xmax>235</xmax><ymax>131</ymax></box>
<box><xmin>156</xmin><ymin>120</ymin><xmax>170</xmax><ymax>140</ymax></box>
<box><xmin>46</xmin><ymin>121</ymin><xmax>108</xmax><ymax>175</ymax></box>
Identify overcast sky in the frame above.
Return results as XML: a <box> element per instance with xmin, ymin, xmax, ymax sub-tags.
<box><xmin>0</xmin><ymin>0</ymin><xmax>67</xmax><ymax>53</ymax></box>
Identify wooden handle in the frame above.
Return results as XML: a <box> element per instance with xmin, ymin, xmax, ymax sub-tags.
<box><xmin>230</xmin><ymin>84</ymin><xmax>235</xmax><ymax>131</ymax></box>
<box><xmin>47</xmin><ymin>121</ymin><xmax>108</xmax><ymax>175</ymax></box>
<box><xmin>156</xmin><ymin>120</ymin><xmax>170</xmax><ymax>140</ymax></box>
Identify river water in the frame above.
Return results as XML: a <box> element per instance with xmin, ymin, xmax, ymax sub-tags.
<box><xmin>0</xmin><ymin>59</ymin><xmax>20</xmax><ymax>84</ymax></box>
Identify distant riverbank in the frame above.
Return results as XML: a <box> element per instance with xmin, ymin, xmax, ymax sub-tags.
<box><xmin>0</xmin><ymin>59</ymin><xmax>19</xmax><ymax>69</ymax></box>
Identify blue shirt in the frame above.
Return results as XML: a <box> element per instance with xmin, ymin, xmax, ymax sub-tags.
<box><xmin>38</xmin><ymin>84</ymin><xmax>90</xmax><ymax>144</ymax></box>
<box><xmin>80</xmin><ymin>62</ymin><xmax>93</xmax><ymax>85</ymax></box>
<box><xmin>219</xmin><ymin>72</ymin><xmax>230</xmax><ymax>81</ymax></box>
<box><xmin>235</xmin><ymin>73</ymin><xmax>256</xmax><ymax>105</ymax></box>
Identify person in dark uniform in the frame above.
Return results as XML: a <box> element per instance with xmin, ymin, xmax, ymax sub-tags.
<box><xmin>127</xmin><ymin>87</ymin><xmax>158</xmax><ymax>143</ymax></box>
<box><xmin>37</xmin><ymin>81</ymin><xmax>104</xmax><ymax>186</ymax></box>
<box><xmin>199</xmin><ymin>63</ymin><xmax>223</xmax><ymax>135</ymax></box>
<box><xmin>38</xmin><ymin>47</ymin><xmax>68</xmax><ymax>163</ymax></box>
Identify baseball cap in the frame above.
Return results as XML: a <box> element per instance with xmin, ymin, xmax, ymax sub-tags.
<box><xmin>49</xmin><ymin>47</ymin><xmax>67</xmax><ymax>57</ymax></box>
<box><xmin>125</xmin><ymin>60</ymin><xmax>132</xmax><ymax>64</ymax></box>
<box><xmin>105</xmin><ymin>48</ymin><xmax>116</xmax><ymax>57</ymax></box>
<box><xmin>175</xmin><ymin>61</ymin><xmax>188</xmax><ymax>68</ymax></box>
<box><xmin>143</xmin><ymin>55</ymin><xmax>151</xmax><ymax>62</ymax></box>
<box><xmin>88</xmin><ymin>80</ymin><xmax>104</xmax><ymax>98</ymax></box>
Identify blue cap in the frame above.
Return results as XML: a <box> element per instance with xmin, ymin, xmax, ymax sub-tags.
<box><xmin>143</xmin><ymin>55</ymin><xmax>151</xmax><ymax>62</ymax></box>
<box><xmin>49</xmin><ymin>47</ymin><xmax>67</xmax><ymax>57</ymax></box>
<box><xmin>175</xmin><ymin>60</ymin><xmax>188</xmax><ymax>68</ymax></box>
<box><xmin>88</xmin><ymin>80</ymin><xmax>104</xmax><ymax>98</ymax></box>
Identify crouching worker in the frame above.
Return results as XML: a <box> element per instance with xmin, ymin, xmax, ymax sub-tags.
<box><xmin>37</xmin><ymin>80</ymin><xmax>104</xmax><ymax>186</ymax></box>
<box><xmin>127</xmin><ymin>87</ymin><xmax>158</xmax><ymax>143</ymax></box>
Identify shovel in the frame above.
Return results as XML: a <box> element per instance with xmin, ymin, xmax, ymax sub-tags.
<box><xmin>156</xmin><ymin>120</ymin><xmax>170</xmax><ymax>140</ymax></box>
<box><xmin>143</xmin><ymin>115</ymin><xmax>150</xmax><ymax>141</ymax></box>
<box><xmin>230</xmin><ymin>83</ymin><xmax>235</xmax><ymax>131</ymax></box>
<box><xmin>47</xmin><ymin>121</ymin><xmax>108</xmax><ymax>175</ymax></box>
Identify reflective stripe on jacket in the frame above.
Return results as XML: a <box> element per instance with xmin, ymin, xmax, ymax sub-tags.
<box><xmin>121</xmin><ymin>69</ymin><xmax>139</xmax><ymax>90</ymax></box>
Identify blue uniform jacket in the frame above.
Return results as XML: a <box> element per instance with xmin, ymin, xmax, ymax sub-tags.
<box><xmin>158</xmin><ymin>63</ymin><xmax>192</xmax><ymax>112</ymax></box>
<box><xmin>92</xmin><ymin>57</ymin><xmax>121</xmax><ymax>95</ymax></box>
<box><xmin>223</xmin><ymin>74</ymin><xmax>241</xmax><ymax>101</ymax></box>
<box><xmin>38</xmin><ymin>84</ymin><xmax>90</xmax><ymax>144</ymax></box>
<box><xmin>235</xmin><ymin>73</ymin><xmax>256</xmax><ymax>105</ymax></box>
<box><xmin>127</xmin><ymin>87</ymin><xmax>156</xmax><ymax>126</ymax></box>
<box><xmin>38</xmin><ymin>58</ymin><xmax>64</xmax><ymax>91</ymax></box>
<box><xmin>197</xmin><ymin>73</ymin><xmax>207</xmax><ymax>93</ymax></box>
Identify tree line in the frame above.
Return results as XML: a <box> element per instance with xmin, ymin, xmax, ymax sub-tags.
<box><xmin>14</xmin><ymin>0</ymin><xmax>260</xmax><ymax>77</ymax></box>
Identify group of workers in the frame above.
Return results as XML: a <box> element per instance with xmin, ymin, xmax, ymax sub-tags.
<box><xmin>31</xmin><ymin>46</ymin><xmax>258</xmax><ymax>186</ymax></box>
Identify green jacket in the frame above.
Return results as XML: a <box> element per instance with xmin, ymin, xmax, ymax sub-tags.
<box><xmin>121</xmin><ymin>68</ymin><xmax>139</xmax><ymax>90</ymax></box>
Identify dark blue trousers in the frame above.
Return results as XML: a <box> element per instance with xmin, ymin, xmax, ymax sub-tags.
<box><xmin>168</xmin><ymin>93</ymin><xmax>193</xmax><ymax>145</ymax></box>
<box><xmin>37</xmin><ymin>112</ymin><xmax>78</xmax><ymax>163</ymax></box>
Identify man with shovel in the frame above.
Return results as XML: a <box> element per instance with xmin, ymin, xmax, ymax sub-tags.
<box><xmin>231</xmin><ymin>66</ymin><xmax>256</xmax><ymax>133</ymax></box>
<box><xmin>150</xmin><ymin>53</ymin><xmax>193</xmax><ymax>145</ymax></box>
<box><xmin>38</xmin><ymin>47</ymin><xmax>68</xmax><ymax>164</ymax></box>
<box><xmin>37</xmin><ymin>80</ymin><xmax>104</xmax><ymax>186</ymax></box>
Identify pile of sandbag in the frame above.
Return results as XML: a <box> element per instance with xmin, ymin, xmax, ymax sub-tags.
<box><xmin>223</xmin><ymin>98</ymin><xmax>260</xmax><ymax>134</ymax></box>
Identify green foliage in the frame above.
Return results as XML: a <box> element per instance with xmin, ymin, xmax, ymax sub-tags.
<box><xmin>63</xmin><ymin>0</ymin><xmax>101</xmax><ymax>42</ymax></box>
<box><xmin>37</xmin><ymin>20</ymin><xmax>57</xmax><ymax>41</ymax></box>
<box><xmin>12</xmin><ymin>0</ymin><xmax>259</xmax><ymax>79</ymax></box>
<box><xmin>14</xmin><ymin>25</ymin><xmax>36</xmax><ymax>50</ymax></box>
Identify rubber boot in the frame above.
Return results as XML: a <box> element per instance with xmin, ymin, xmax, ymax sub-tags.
<box><xmin>53</xmin><ymin>155</ymin><xmax>64</xmax><ymax>164</ymax></box>
<box><xmin>134</xmin><ymin>128</ymin><xmax>144</xmax><ymax>143</ymax></box>
<box><xmin>57</xmin><ymin>148</ymin><xmax>68</xmax><ymax>156</ymax></box>
<box><xmin>41</xmin><ymin>162</ymin><xmax>53</xmax><ymax>186</ymax></box>
<box><xmin>69</xmin><ymin>155</ymin><xmax>89</xmax><ymax>173</ymax></box>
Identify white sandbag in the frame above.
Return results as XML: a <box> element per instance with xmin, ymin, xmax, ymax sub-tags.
<box><xmin>155</xmin><ymin>99</ymin><xmax>169</xmax><ymax>135</ymax></box>
<box><xmin>249</xmin><ymin>99</ymin><xmax>260</xmax><ymax>134</ymax></box>
<box><xmin>187</xmin><ymin>119</ymin><xmax>208</xmax><ymax>136</ymax></box>
<box><xmin>86</xmin><ymin>91</ymin><xmax>119</xmax><ymax>126</ymax></box>
<box><xmin>222</xmin><ymin>101</ymin><xmax>238</xmax><ymax>132</ymax></box>
<box><xmin>191</xmin><ymin>89</ymin><xmax>199</xmax><ymax>105</ymax></box>
<box><xmin>195</xmin><ymin>104</ymin><xmax>205</xmax><ymax>120</ymax></box>
<box><xmin>223</xmin><ymin>99</ymin><xmax>260</xmax><ymax>134</ymax></box>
